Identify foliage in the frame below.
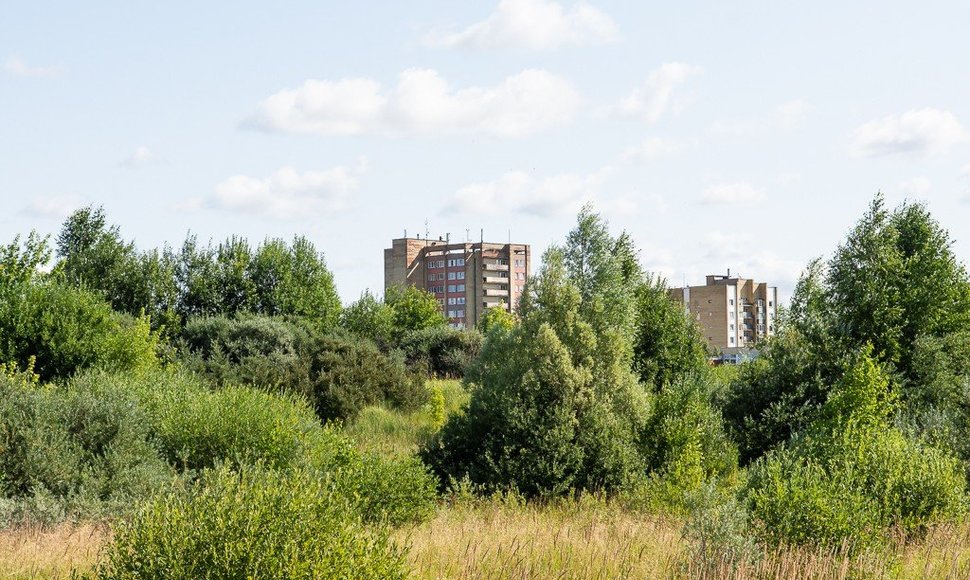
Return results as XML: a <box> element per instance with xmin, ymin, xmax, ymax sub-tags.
<box><xmin>423</xmin><ymin>248</ymin><xmax>650</xmax><ymax>497</ymax></box>
<box><xmin>744</xmin><ymin>351</ymin><xmax>966</xmax><ymax>550</ymax></box>
<box><xmin>725</xmin><ymin>195</ymin><xmax>970</xmax><ymax>462</ymax></box>
<box><xmin>96</xmin><ymin>464</ymin><xmax>409</xmax><ymax>580</ymax></box>
<box><xmin>640</xmin><ymin>376</ymin><xmax>738</xmax><ymax>510</ymax></box>
<box><xmin>0</xmin><ymin>373</ymin><xmax>173</xmax><ymax>524</ymax></box>
<box><xmin>341</xmin><ymin>290</ymin><xmax>395</xmax><ymax>345</ymax></box>
<box><xmin>0</xmin><ymin>261</ymin><xmax>159</xmax><ymax>382</ymax></box>
<box><xmin>384</xmin><ymin>284</ymin><xmax>447</xmax><ymax>339</ymax></box>
<box><xmin>477</xmin><ymin>305</ymin><xmax>516</xmax><ymax>334</ymax></box>
<box><xmin>397</xmin><ymin>325</ymin><xmax>483</xmax><ymax>378</ymax></box>
<box><xmin>632</xmin><ymin>276</ymin><xmax>709</xmax><ymax>391</ymax></box>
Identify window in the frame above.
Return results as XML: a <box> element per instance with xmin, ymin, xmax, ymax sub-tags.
<box><xmin>514</xmin><ymin>259</ymin><xmax>524</xmax><ymax>267</ymax></box>
<box><xmin>729</xmin><ymin>337</ymin><xmax>735</xmax><ymax>344</ymax></box>
<box><xmin>729</xmin><ymin>299</ymin><xmax>734</xmax><ymax>306</ymax></box>
<box><xmin>427</xmin><ymin>273</ymin><xmax>436</xmax><ymax>281</ymax></box>
<box><xmin>447</xmin><ymin>297</ymin><xmax>458</xmax><ymax>305</ymax></box>
<box><xmin>498</xmin><ymin>259</ymin><xmax>509</xmax><ymax>265</ymax></box>
<box><xmin>457</xmin><ymin>271</ymin><xmax>465</xmax><ymax>280</ymax></box>
<box><xmin>769</xmin><ymin>301</ymin><xmax>773</xmax><ymax>307</ymax></box>
<box><xmin>447</xmin><ymin>284</ymin><xmax>457</xmax><ymax>293</ymax></box>
<box><xmin>730</xmin><ymin>312</ymin><xmax>736</xmax><ymax>319</ymax></box>
<box><xmin>729</xmin><ymin>324</ymin><xmax>735</xmax><ymax>331</ymax></box>
<box><xmin>447</xmin><ymin>310</ymin><xmax>456</xmax><ymax>318</ymax></box>
<box><xmin>447</xmin><ymin>258</ymin><xmax>465</xmax><ymax>267</ymax></box>
<box><xmin>456</xmin><ymin>284</ymin><xmax>465</xmax><ymax>292</ymax></box>
<box><xmin>456</xmin><ymin>309</ymin><xmax>464</xmax><ymax>318</ymax></box>
<box><xmin>456</xmin><ymin>297</ymin><xmax>465</xmax><ymax>305</ymax></box>
<box><xmin>515</xmin><ymin>272</ymin><xmax>525</xmax><ymax>280</ymax></box>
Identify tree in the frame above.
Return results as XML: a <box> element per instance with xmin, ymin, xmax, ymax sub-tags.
<box><xmin>341</xmin><ymin>291</ymin><xmax>395</xmax><ymax>344</ymax></box>
<box><xmin>422</xmin><ymin>248</ymin><xmax>650</xmax><ymax>497</ymax></box>
<box><xmin>477</xmin><ymin>306</ymin><xmax>515</xmax><ymax>334</ymax></box>
<box><xmin>631</xmin><ymin>276</ymin><xmax>709</xmax><ymax>390</ymax></box>
<box><xmin>384</xmin><ymin>285</ymin><xmax>447</xmax><ymax>339</ymax></box>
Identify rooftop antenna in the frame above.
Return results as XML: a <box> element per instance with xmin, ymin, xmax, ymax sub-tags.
<box><xmin>465</xmin><ymin>228</ymin><xmax>470</xmax><ymax>242</ymax></box>
<box><xmin>404</xmin><ymin>228</ymin><xmax>407</xmax><ymax>238</ymax></box>
<box><xmin>508</xmin><ymin>228</ymin><xmax>511</xmax><ymax>244</ymax></box>
<box><xmin>480</xmin><ymin>229</ymin><xmax>484</xmax><ymax>244</ymax></box>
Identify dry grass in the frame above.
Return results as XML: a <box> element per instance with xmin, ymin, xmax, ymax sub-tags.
<box><xmin>399</xmin><ymin>497</ymin><xmax>685</xmax><ymax>579</ymax></box>
<box><xmin>0</xmin><ymin>523</ymin><xmax>106</xmax><ymax>579</ymax></box>
<box><xmin>400</xmin><ymin>499</ymin><xmax>970</xmax><ymax>580</ymax></box>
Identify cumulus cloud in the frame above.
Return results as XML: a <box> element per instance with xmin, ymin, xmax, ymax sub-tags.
<box><xmin>206</xmin><ymin>158</ymin><xmax>367</xmax><ymax>219</ymax></box>
<box><xmin>701</xmin><ymin>183</ymin><xmax>766</xmax><ymax>205</ymax></box>
<box><xmin>20</xmin><ymin>195</ymin><xmax>82</xmax><ymax>218</ymax></box>
<box><xmin>120</xmin><ymin>146</ymin><xmax>158</xmax><ymax>168</ymax></box>
<box><xmin>613</xmin><ymin>63</ymin><xmax>701</xmax><ymax>124</ymax></box>
<box><xmin>4</xmin><ymin>56</ymin><xmax>61</xmax><ymax>78</ymax></box>
<box><xmin>961</xmin><ymin>163</ymin><xmax>970</xmax><ymax>177</ymax></box>
<box><xmin>897</xmin><ymin>177</ymin><xmax>932</xmax><ymax>197</ymax></box>
<box><xmin>427</xmin><ymin>0</ymin><xmax>618</xmax><ymax>50</ymax></box>
<box><xmin>443</xmin><ymin>167</ymin><xmax>612</xmax><ymax>217</ymax></box>
<box><xmin>620</xmin><ymin>137</ymin><xmax>690</xmax><ymax>162</ymax></box>
<box><xmin>849</xmin><ymin>108</ymin><xmax>967</xmax><ymax>158</ymax></box>
<box><xmin>711</xmin><ymin>99</ymin><xmax>810</xmax><ymax>137</ymax></box>
<box><xmin>248</xmin><ymin>68</ymin><xmax>581</xmax><ymax>137</ymax></box>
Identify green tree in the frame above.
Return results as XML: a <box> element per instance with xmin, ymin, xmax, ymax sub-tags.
<box><xmin>477</xmin><ymin>305</ymin><xmax>516</xmax><ymax>334</ymax></box>
<box><xmin>341</xmin><ymin>291</ymin><xmax>395</xmax><ymax>344</ymax></box>
<box><xmin>384</xmin><ymin>285</ymin><xmax>447</xmax><ymax>339</ymax></box>
<box><xmin>631</xmin><ymin>276</ymin><xmax>709</xmax><ymax>391</ymax></box>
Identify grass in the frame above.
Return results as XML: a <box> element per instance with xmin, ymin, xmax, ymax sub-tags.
<box><xmin>0</xmin><ymin>523</ymin><xmax>106</xmax><ymax>579</ymax></box>
<box><xmin>345</xmin><ymin>379</ymin><xmax>468</xmax><ymax>458</ymax></box>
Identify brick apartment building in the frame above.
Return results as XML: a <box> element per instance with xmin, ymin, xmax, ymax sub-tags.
<box><xmin>669</xmin><ymin>272</ymin><xmax>778</xmax><ymax>361</ymax></box>
<box><xmin>384</xmin><ymin>236</ymin><xmax>531</xmax><ymax>328</ymax></box>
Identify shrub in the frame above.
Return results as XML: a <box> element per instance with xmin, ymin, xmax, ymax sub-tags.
<box><xmin>0</xmin><ymin>372</ymin><xmax>172</xmax><ymax>523</ymax></box>
<box><xmin>743</xmin><ymin>351</ymin><xmax>966</xmax><ymax>550</ymax></box>
<box><xmin>0</xmin><ymin>281</ymin><xmax>158</xmax><ymax>382</ymax></box>
<box><xmin>179</xmin><ymin>316</ymin><xmax>427</xmax><ymax>422</ymax></box>
<box><xmin>398</xmin><ymin>325</ymin><xmax>483</xmax><ymax>378</ymax></box>
<box><xmin>96</xmin><ymin>464</ymin><xmax>409</xmax><ymax>580</ymax></box>
<box><xmin>71</xmin><ymin>369</ymin><xmax>335</xmax><ymax>472</ymax></box>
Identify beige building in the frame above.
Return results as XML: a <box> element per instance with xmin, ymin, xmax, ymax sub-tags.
<box><xmin>384</xmin><ymin>236</ymin><xmax>531</xmax><ymax>328</ymax></box>
<box><xmin>669</xmin><ymin>272</ymin><xmax>778</xmax><ymax>360</ymax></box>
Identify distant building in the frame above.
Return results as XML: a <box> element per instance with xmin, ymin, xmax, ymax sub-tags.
<box><xmin>384</xmin><ymin>236</ymin><xmax>531</xmax><ymax>328</ymax></box>
<box><xmin>669</xmin><ymin>271</ymin><xmax>778</xmax><ymax>361</ymax></box>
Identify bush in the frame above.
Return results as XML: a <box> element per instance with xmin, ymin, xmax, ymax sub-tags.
<box><xmin>71</xmin><ymin>369</ymin><xmax>337</xmax><ymax>473</ymax></box>
<box><xmin>0</xmin><ymin>281</ymin><xmax>158</xmax><ymax>382</ymax></box>
<box><xmin>0</xmin><ymin>370</ymin><xmax>172</xmax><ymax>523</ymax></box>
<box><xmin>96</xmin><ymin>464</ymin><xmax>409</xmax><ymax>580</ymax></box>
<box><xmin>398</xmin><ymin>325</ymin><xmax>483</xmax><ymax>378</ymax></box>
<box><xmin>179</xmin><ymin>316</ymin><xmax>427</xmax><ymax>422</ymax></box>
<box><xmin>743</xmin><ymin>352</ymin><xmax>966</xmax><ymax>550</ymax></box>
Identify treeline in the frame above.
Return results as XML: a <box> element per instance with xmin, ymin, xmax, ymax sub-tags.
<box><xmin>2</xmin><ymin>195</ymin><xmax>970</xmax><ymax>575</ymax></box>
<box><xmin>421</xmin><ymin>196</ymin><xmax>970</xmax><ymax>560</ymax></box>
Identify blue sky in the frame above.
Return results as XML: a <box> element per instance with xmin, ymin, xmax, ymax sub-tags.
<box><xmin>3</xmin><ymin>0</ymin><xmax>969</xmax><ymax>303</ymax></box>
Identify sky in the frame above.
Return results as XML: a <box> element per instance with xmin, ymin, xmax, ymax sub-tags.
<box><xmin>3</xmin><ymin>0</ymin><xmax>970</xmax><ymax>304</ymax></box>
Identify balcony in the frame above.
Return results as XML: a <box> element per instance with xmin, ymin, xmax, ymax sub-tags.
<box><xmin>483</xmin><ymin>275</ymin><xmax>508</xmax><ymax>284</ymax></box>
<box><xmin>485</xmin><ymin>288</ymin><xmax>509</xmax><ymax>297</ymax></box>
<box><xmin>483</xmin><ymin>263</ymin><xmax>509</xmax><ymax>272</ymax></box>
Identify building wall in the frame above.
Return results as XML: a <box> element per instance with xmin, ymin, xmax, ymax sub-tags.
<box><xmin>384</xmin><ymin>237</ymin><xmax>530</xmax><ymax>328</ymax></box>
<box><xmin>670</xmin><ymin>274</ymin><xmax>778</xmax><ymax>355</ymax></box>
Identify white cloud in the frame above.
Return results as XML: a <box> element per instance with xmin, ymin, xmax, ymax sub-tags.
<box><xmin>701</xmin><ymin>182</ymin><xmax>766</xmax><ymax>205</ymax></box>
<box><xmin>849</xmin><ymin>108</ymin><xmax>967</xmax><ymax>158</ymax></box>
<box><xmin>897</xmin><ymin>177</ymin><xmax>932</xmax><ymax>196</ymax></box>
<box><xmin>20</xmin><ymin>195</ymin><xmax>82</xmax><ymax>219</ymax></box>
<box><xmin>961</xmin><ymin>163</ymin><xmax>970</xmax><ymax>177</ymax></box>
<box><xmin>208</xmin><ymin>158</ymin><xmax>366</xmax><ymax>219</ymax></box>
<box><xmin>620</xmin><ymin>137</ymin><xmax>689</xmax><ymax>162</ymax></box>
<box><xmin>427</xmin><ymin>0</ymin><xmax>619</xmax><ymax>50</ymax></box>
<box><xmin>249</xmin><ymin>68</ymin><xmax>581</xmax><ymax>138</ymax></box>
<box><xmin>711</xmin><ymin>99</ymin><xmax>810</xmax><ymax>136</ymax></box>
<box><xmin>613</xmin><ymin>62</ymin><xmax>701</xmax><ymax>124</ymax></box>
<box><xmin>4</xmin><ymin>56</ymin><xmax>61</xmax><ymax>78</ymax></box>
<box><xmin>120</xmin><ymin>146</ymin><xmax>158</xmax><ymax>168</ymax></box>
<box><xmin>443</xmin><ymin>167</ymin><xmax>612</xmax><ymax>217</ymax></box>
<box><xmin>701</xmin><ymin>231</ymin><xmax>803</xmax><ymax>301</ymax></box>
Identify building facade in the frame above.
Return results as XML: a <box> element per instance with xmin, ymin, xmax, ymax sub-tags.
<box><xmin>384</xmin><ymin>237</ymin><xmax>531</xmax><ymax>328</ymax></box>
<box><xmin>669</xmin><ymin>272</ymin><xmax>778</xmax><ymax>360</ymax></box>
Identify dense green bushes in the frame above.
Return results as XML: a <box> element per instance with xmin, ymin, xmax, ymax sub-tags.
<box><xmin>744</xmin><ymin>352</ymin><xmax>966</xmax><ymax>549</ymax></box>
<box><xmin>0</xmin><ymin>367</ymin><xmax>171</xmax><ymax>524</ymax></box>
<box><xmin>397</xmin><ymin>325</ymin><xmax>482</xmax><ymax>378</ymax></box>
<box><xmin>180</xmin><ymin>315</ymin><xmax>428</xmax><ymax>422</ymax></box>
<box><xmin>96</xmin><ymin>465</ymin><xmax>410</xmax><ymax>580</ymax></box>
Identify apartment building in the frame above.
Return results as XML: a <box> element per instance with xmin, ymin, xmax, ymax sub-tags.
<box><xmin>384</xmin><ymin>236</ymin><xmax>531</xmax><ymax>328</ymax></box>
<box><xmin>669</xmin><ymin>271</ymin><xmax>778</xmax><ymax>360</ymax></box>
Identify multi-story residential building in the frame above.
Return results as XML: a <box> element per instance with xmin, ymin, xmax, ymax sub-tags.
<box><xmin>668</xmin><ymin>271</ymin><xmax>778</xmax><ymax>361</ymax></box>
<box><xmin>384</xmin><ymin>236</ymin><xmax>531</xmax><ymax>328</ymax></box>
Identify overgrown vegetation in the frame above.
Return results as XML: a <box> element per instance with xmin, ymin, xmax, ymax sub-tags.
<box><xmin>3</xmin><ymin>196</ymin><xmax>970</xmax><ymax>577</ymax></box>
